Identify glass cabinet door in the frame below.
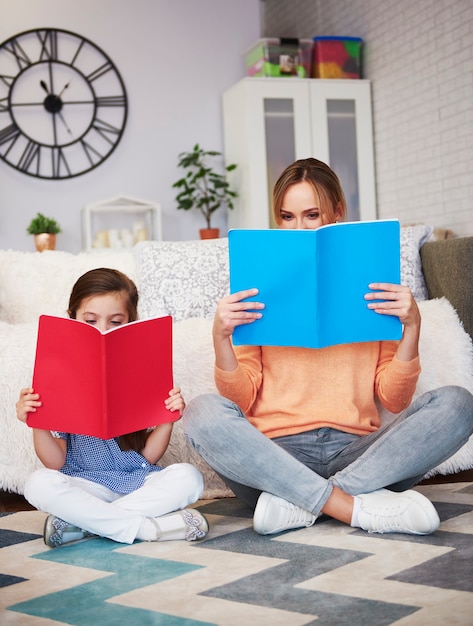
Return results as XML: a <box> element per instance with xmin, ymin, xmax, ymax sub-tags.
<box><xmin>223</xmin><ymin>78</ymin><xmax>376</xmax><ymax>231</ymax></box>
<box><xmin>263</xmin><ymin>98</ymin><xmax>296</xmax><ymax>227</ymax></box>
<box><xmin>224</xmin><ymin>78</ymin><xmax>311</xmax><ymax>230</ymax></box>
<box><xmin>309</xmin><ymin>80</ymin><xmax>377</xmax><ymax>222</ymax></box>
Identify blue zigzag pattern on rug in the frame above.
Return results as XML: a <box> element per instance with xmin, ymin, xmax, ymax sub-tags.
<box><xmin>8</xmin><ymin>539</ymin><xmax>212</xmax><ymax>626</ymax></box>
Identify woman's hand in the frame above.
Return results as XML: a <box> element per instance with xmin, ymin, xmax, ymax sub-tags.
<box><xmin>165</xmin><ymin>387</ymin><xmax>185</xmax><ymax>416</ymax></box>
<box><xmin>213</xmin><ymin>289</ymin><xmax>264</xmax><ymax>341</ymax></box>
<box><xmin>365</xmin><ymin>283</ymin><xmax>420</xmax><ymax>327</ymax></box>
<box><xmin>16</xmin><ymin>387</ymin><xmax>41</xmax><ymax>424</ymax></box>
<box><xmin>365</xmin><ymin>283</ymin><xmax>421</xmax><ymax>361</ymax></box>
<box><xmin>212</xmin><ymin>289</ymin><xmax>264</xmax><ymax>372</ymax></box>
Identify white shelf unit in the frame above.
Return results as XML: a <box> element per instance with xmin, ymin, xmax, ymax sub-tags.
<box><xmin>82</xmin><ymin>195</ymin><xmax>162</xmax><ymax>251</ymax></box>
<box><xmin>222</xmin><ymin>77</ymin><xmax>377</xmax><ymax>229</ymax></box>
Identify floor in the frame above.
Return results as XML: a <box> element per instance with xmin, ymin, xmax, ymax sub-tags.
<box><xmin>2</xmin><ymin>469</ymin><xmax>473</xmax><ymax>513</ymax></box>
<box><xmin>0</xmin><ymin>490</ymin><xmax>35</xmax><ymax>513</ymax></box>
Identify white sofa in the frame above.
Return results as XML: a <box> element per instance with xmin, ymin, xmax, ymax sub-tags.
<box><xmin>1</xmin><ymin>228</ymin><xmax>473</xmax><ymax>499</ymax></box>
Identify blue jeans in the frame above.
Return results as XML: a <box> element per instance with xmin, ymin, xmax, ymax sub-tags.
<box><xmin>183</xmin><ymin>386</ymin><xmax>473</xmax><ymax>516</ymax></box>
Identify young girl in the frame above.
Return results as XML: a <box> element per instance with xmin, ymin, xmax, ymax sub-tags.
<box><xmin>183</xmin><ymin>158</ymin><xmax>473</xmax><ymax>537</ymax></box>
<box><xmin>16</xmin><ymin>268</ymin><xmax>208</xmax><ymax>548</ymax></box>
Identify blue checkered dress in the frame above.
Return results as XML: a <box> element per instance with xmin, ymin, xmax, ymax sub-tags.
<box><xmin>52</xmin><ymin>431</ymin><xmax>162</xmax><ymax>495</ymax></box>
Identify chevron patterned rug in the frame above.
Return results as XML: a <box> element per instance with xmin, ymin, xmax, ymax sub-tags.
<box><xmin>1</xmin><ymin>482</ymin><xmax>472</xmax><ymax>626</ymax></box>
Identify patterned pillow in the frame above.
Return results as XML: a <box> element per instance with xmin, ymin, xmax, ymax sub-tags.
<box><xmin>400</xmin><ymin>224</ymin><xmax>433</xmax><ymax>300</ymax></box>
<box><xmin>134</xmin><ymin>225</ymin><xmax>432</xmax><ymax>321</ymax></box>
<box><xmin>134</xmin><ymin>238</ymin><xmax>229</xmax><ymax>321</ymax></box>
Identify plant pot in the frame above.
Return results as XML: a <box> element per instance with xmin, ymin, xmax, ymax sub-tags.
<box><xmin>34</xmin><ymin>233</ymin><xmax>56</xmax><ymax>252</ymax></box>
<box><xmin>199</xmin><ymin>228</ymin><xmax>219</xmax><ymax>240</ymax></box>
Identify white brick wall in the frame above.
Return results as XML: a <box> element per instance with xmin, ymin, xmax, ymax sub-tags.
<box><xmin>263</xmin><ymin>0</ymin><xmax>473</xmax><ymax>236</ymax></box>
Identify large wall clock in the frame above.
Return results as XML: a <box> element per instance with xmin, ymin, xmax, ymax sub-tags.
<box><xmin>0</xmin><ymin>28</ymin><xmax>128</xmax><ymax>179</ymax></box>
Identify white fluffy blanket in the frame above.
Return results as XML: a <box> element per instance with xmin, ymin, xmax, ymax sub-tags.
<box><xmin>1</xmin><ymin>297</ymin><xmax>472</xmax><ymax>497</ymax></box>
<box><xmin>406</xmin><ymin>298</ymin><xmax>473</xmax><ymax>476</ymax></box>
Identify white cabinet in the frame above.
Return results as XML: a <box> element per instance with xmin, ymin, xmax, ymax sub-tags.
<box><xmin>222</xmin><ymin>77</ymin><xmax>376</xmax><ymax>229</ymax></box>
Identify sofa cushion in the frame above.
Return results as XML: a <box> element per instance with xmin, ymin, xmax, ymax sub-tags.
<box><xmin>400</xmin><ymin>224</ymin><xmax>433</xmax><ymax>301</ymax></box>
<box><xmin>420</xmin><ymin>236</ymin><xmax>473</xmax><ymax>342</ymax></box>
<box><xmin>0</xmin><ymin>249</ymin><xmax>136</xmax><ymax>324</ymax></box>
<box><xmin>134</xmin><ymin>238</ymin><xmax>229</xmax><ymax>321</ymax></box>
<box><xmin>165</xmin><ymin>317</ymin><xmax>233</xmax><ymax>498</ymax></box>
<box><xmin>134</xmin><ymin>227</ymin><xmax>432</xmax><ymax>323</ymax></box>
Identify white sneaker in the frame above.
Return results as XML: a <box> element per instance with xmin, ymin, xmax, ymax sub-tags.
<box><xmin>253</xmin><ymin>492</ymin><xmax>317</xmax><ymax>535</ymax></box>
<box><xmin>151</xmin><ymin>508</ymin><xmax>208</xmax><ymax>542</ymax></box>
<box><xmin>356</xmin><ymin>489</ymin><xmax>440</xmax><ymax>535</ymax></box>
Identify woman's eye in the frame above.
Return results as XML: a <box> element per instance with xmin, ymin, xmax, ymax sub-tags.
<box><xmin>308</xmin><ymin>212</ymin><xmax>320</xmax><ymax>219</ymax></box>
<box><xmin>281</xmin><ymin>213</ymin><xmax>292</xmax><ymax>220</ymax></box>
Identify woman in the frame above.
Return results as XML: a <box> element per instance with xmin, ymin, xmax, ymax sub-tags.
<box><xmin>183</xmin><ymin>158</ymin><xmax>473</xmax><ymax>536</ymax></box>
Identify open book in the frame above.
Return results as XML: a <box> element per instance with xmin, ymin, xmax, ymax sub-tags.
<box><xmin>28</xmin><ymin>315</ymin><xmax>177</xmax><ymax>438</ymax></box>
<box><xmin>229</xmin><ymin>220</ymin><xmax>402</xmax><ymax>348</ymax></box>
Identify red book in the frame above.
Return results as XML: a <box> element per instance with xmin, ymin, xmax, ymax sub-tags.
<box><xmin>28</xmin><ymin>315</ymin><xmax>177</xmax><ymax>438</ymax></box>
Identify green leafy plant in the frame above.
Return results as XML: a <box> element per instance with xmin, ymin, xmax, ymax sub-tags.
<box><xmin>173</xmin><ymin>144</ymin><xmax>238</xmax><ymax>229</ymax></box>
<box><xmin>26</xmin><ymin>212</ymin><xmax>62</xmax><ymax>235</ymax></box>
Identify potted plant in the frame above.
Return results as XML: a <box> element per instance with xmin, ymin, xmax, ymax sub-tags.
<box><xmin>172</xmin><ymin>144</ymin><xmax>238</xmax><ymax>239</ymax></box>
<box><xmin>26</xmin><ymin>212</ymin><xmax>62</xmax><ymax>252</ymax></box>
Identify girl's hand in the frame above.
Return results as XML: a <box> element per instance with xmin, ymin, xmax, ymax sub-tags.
<box><xmin>16</xmin><ymin>387</ymin><xmax>41</xmax><ymax>424</ymax></box>
<box><xmin>213</xmin><ymin>289</ymin><xmax>265</xmax><ymax>341</ymax></box>
<box><xmin>165</xmin><ymin>387</ymin><xmax>185</xmax><ymax>416</ymax></box>
<box><xmin>365</xmin><ymin>283</ymin><xmax>420</xmax><ymax>329</ymax></box>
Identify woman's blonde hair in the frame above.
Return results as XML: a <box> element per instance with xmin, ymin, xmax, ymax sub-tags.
<box><xmin>273</xmin><ymin>158</ymin><xmax>347</xmax><ymax>225</ymax></box>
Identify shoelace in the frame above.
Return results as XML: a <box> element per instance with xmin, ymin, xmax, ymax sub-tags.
<box><xmin>365</xmin><ymin>504</ymin><xmax>410</xmax><ymax>533</ymax></box>
<box><xmin>283</xmin><ymin>501</ymin><xmax>313</xmax><ymax>527</ymax></box>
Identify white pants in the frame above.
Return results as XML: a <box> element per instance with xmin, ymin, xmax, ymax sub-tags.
<box><xmin>24</xmin><ymin>463</ymin><xmax>204</xmax><ymax>544</ymax></box>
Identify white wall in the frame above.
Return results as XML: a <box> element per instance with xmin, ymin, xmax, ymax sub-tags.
<box><xmin>0</xmin><ymin>0</ymin><xmax>261</xmax><ymax>252</ymax></box>
<box><xmin>263</xmin><ymin>0</ymin><xmax>473</xmax><ymax>237</ymax></box>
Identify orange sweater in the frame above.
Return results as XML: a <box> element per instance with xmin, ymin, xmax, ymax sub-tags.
<box><xmin>215</xmin><ymin>341</ymin><xmax>420</xmax><ymax>439</ymax></box>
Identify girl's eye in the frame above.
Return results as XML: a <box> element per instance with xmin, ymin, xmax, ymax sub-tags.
<box><xmin>110</xmin><ymin>320</ymin><xmax>123</xmax><ymax>326</ymax></box>
<box><xmin>85</xmin><ymin>319</ymin><xmax>97</xmax><ymax>325</ymax></box>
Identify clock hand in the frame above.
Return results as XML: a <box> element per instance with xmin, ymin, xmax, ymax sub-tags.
<box><xmin>40</xmin><ymin>80</ymin><xmax>50</xmax><ymax>94</ymax></box>
<box><xmin>41</xmin><ymin>79</ymin><xmax>70</xmax><ymax>100</ymax></box>
<box><xmin>58</xmin><ymin>111</ymin><xmax>72</xmax><ymax>135</ymax></box>
<box><xmin>52</xmin><ymin>110</ymin><xmax>58</xmax><ymax>146</ymax></box>
<box><xmin>58</xmin><ymin>81</ymin><xmax>71</xmax><ymax>98</ymax></box>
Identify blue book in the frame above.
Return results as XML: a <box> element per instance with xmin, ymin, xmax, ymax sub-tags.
<box><xmin>229</xmin><ymin>220</ymin><xmax>402</xmax><ymax>348</ymax></box>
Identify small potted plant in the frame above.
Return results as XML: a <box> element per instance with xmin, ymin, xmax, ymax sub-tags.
<box><xmin>172</xmin><ymin>144</ymin><xmax>238</xmax><ymax>239</ymax></box>
<box><xmin>26</xmin><ymin>212</ymin><xmax>62</xmax><ymax>252</ymax></box>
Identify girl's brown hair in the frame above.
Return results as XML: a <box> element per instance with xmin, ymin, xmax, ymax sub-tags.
<box><xmin>68</xmin><ymin>267</ymin><xmax>138</xmax><ymax>322</ymax></box>
<box><xmin>68</xmin><ymin>268</ymin><xmax>148</xmax><ymax>452</ymax></box>
<box><xmin>272</xmin><ymin>158</ymin><xmax>347</xmax><ymax>225</ymax></box>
